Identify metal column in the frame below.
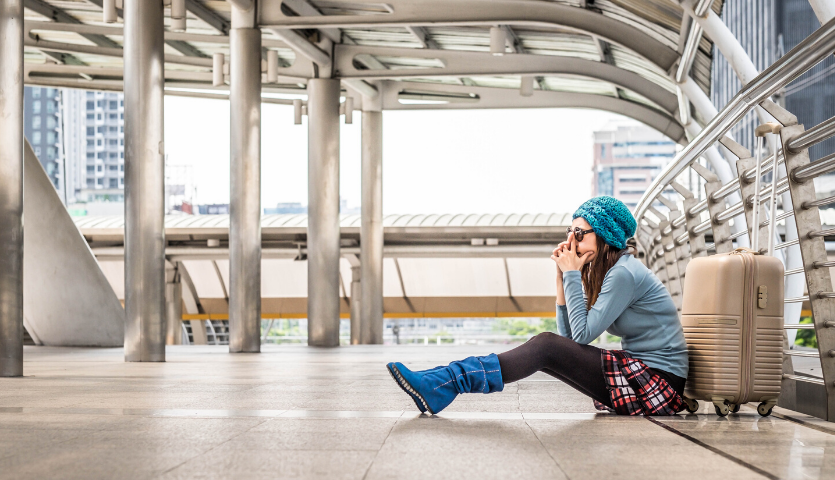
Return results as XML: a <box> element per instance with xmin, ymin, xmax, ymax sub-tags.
<box><xmin>165</xmin><ymin>263</ymin><xmax>183</xmax><ymax>345</ymax></box>
<box><xmin>307</xmin><ymin>79</ymin><xmax>341</xmax><ymax>347</ymax></box>
<box><xmin>361</xmin><ymin>110</ymin><xmax>384</xmax><ymax>344</ymax></box>
<box><xmin>350</xmin><ymin>265</ymin><xmax>361</xmax><ymax>345</ymax></box>
<box><xmin>0</xmin><ymin>0</ymin><xmax>24</xmax><ymax>377</ymax></box>
<box><xmin>228</xmin><ymin>4</ymin><xmax>261</xmax><ymax>353</ymax></box>
<box><xmin>123</xmin><ymin>0</ymin><xmax>165</xmax><ymax>362</ymax></box>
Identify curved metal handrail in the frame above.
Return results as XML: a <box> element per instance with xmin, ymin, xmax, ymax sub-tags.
<box><xmin>634</xmin><ymin>14</ymin><xmax>835</xmax><ymax>230</ymax></box>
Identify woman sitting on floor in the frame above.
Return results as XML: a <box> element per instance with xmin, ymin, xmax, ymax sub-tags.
<box><xmin>386</xmin><ymin>196</ymin><xmax>688</xmax><ymax>416</ymax></box>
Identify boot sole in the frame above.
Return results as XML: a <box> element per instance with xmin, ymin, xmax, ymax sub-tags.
<box><xmin>386</xmin><ymin>364</ymin><xmax>433</xmax><ymax>414</ymax></box>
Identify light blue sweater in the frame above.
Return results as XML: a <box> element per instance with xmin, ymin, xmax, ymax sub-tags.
<box><xmin>556</xmin><ymin>254</ymin><xmax>689</xmax><ymax>379</ymax></box>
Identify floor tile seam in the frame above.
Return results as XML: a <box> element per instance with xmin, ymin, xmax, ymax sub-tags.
<box><xmin>523</xmin><ymin>418</ymin><xmax>571</xmax><ymax>480</ymax></box>
<box><xmin>771</xmin><ymin>412</ymin><xmax>835</xmax><ymax>437</ymax></box>
<box><xmin>360</xmin><ymin>414</ymin><xmax>400</xmax><ymax>480</ymax></box>
<box><xmin>155</xmin><ymin>417</ymin><xmax>274</xmax><ymax>479</ymax></box>
<box><xmin>645</xmin><ymin>417</ymin><xmax>780</xmax><ymax>480</ymax></box>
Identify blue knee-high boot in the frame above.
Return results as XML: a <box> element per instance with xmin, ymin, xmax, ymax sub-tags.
<box><xmin>386</xmin><ymin>354</ymin><xmax>504</xmax><ymax>414</ymax></box>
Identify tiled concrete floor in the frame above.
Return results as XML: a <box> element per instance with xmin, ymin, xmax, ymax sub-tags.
<box><xmin>1</xmin><ymin>345</ymin><xmax>834</xmax><ymax>479</ymax></box>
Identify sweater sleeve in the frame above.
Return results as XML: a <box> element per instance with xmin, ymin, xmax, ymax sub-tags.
<box><xmin>556</xmin><ymin>304</ymin><xmax>571</xmax><ymax>337</ymax></box>
<box><xmin>562</xmin><ymin>266</ymin><xmax>636</xmax><ymax>344</ymax></box>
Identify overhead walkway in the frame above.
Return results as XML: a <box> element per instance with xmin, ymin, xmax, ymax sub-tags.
<box><xmin>71</xmin><ymin>214</ymin><xmax>569</xmax><ymax>335</ymax></box>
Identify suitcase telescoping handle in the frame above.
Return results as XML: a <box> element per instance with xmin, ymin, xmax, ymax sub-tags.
<box><xmin>753</xmin><ymin>122</ymin><xmax>783</xmax><ymax>257</ymax></box>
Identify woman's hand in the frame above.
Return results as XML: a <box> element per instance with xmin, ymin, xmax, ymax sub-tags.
<box><xmin>556</xmin><ymin>237</ymin><xmax>592</xmax><ymax>272</ymax></box>
<box><xmin>551</xmin><ymin>241</ymin><xmax>570</xmax><ymax>277</ymax></box>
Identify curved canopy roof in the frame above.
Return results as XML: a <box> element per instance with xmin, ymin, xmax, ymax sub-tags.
<box><xmin>22</xmin><ymin>0</ymin><xmax>724</xmax><ymax>142</ymax></box>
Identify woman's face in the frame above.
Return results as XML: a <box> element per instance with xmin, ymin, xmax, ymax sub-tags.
<box><xmin>570</xmin><ymin>217</ymin><xmax>598</xmax><ymax>264</ymax></box>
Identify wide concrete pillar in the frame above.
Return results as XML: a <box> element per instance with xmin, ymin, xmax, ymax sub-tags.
<box><xmin>307</xmin><ymin>79</ymin><xmax>341</xmax><ymax>347</ymax></box>
<box><xmin>123</xmin><ymin>0</ymin><xmax>166</xmax><ymax>362</ymax></box>
<box><xmin>228</xmin><ymin>4</ymin><xmax>261</xmax><ymax>353</ymax></box>
<box><xmin>360</xmin><ymin>110</ymin><xmax>384</xmax><ymax>344</ymax></box>
<box><xmin>0</xmin><ymin>0</ymin><xmax>24</xmax><ymax>377</ymax></box>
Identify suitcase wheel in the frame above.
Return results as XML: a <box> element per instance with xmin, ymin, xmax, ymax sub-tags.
<box><xmin>729</xmin><ymin>403</ymin><xmax>741</xmax><ymax>414</ymax></box>
<box><xmin>757</xmin><ymin>402</ymin><xmax>774</xmax><ymax>417</ymax></box>
<box><xmin>713</xmin><ymin>400</ymin><xmax>730</xmax><ymax>417</ymax></box>
<box><xmin>683</xmin><ymin>397</ymin><xmax>699</xmax><ymax>413</ymax></box>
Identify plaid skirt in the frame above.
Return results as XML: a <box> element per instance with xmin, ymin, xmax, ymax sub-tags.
<box><xmin>592</xmin><ymin>349</ymin><xmax>685</xmax><ymax>416</ymax></box>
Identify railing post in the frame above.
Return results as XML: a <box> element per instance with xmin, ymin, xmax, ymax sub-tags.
<box><xmin>693</xmin><ymin>162</ymin><xmax>734</xmax><ymax>254</ymax></box>
<box><xmin>660</xmin><ymin>219</ymin><xmax>681</xmax><ymax>301</ymax></box>
<box><xmin>655</xmin><ymin>202</ymin><xmax>683</xmax><ymax>310</ymax></box>
<box><xmin>669</xmin><ymin>182</ymin><xmax>697</xmax><ymax>281</ymax></box>
<box><xmin>781</xmin><ymin>123</ymin><xmax>835</xmax><ymax>420</ymax></box>
<box><xmin>673</xmin><ymin>181</ymin><xmax>709</xmax><ymax>260</ymax></box>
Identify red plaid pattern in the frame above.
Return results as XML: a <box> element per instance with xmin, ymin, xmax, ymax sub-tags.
<box><xmin>593</xmin><ymin>349</ymin><xmax>685</xmax><ymax>416</ymax></box>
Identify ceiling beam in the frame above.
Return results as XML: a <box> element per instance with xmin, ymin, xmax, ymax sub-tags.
<box><xmin>184</xmin><ymin>0</ymin><xmax>229</xmax><ymax>35</ymax></box>
<box><xmin>24</xmin><ymin>0</ymin><xmax>121</xmax><ymax>49</ymax></box>
<box><xmin>278</xmin><ymin>0</ymin><xmax>387</xmax><ymax>72</ymax></box>
<box><xmin>333</xmin><ymin>45</ymin><xmax>678</xmax><ymax>113</ymax></box>
<box><xmin>85</xmin><ymin>0</ymin><xmax>210</xmax><ymax>58</ymax></box>
<box><xmin>503</xmin><ymin>25</ymin><xmax>546</xmax><ymax>90</ymax></box>
<box><xmin>380</xmin><ymin>81</ymin><xmax>686</xmax><ymax>144</ymax></box>
<box><xmin>258</xmin><ymin>0</ymin><xmax>679</xmax><ymax>71</ymax></box>
<box><xmin>37</xmin><ymin>50</ymin><xmax>86</xmax><ymax>66</ymax></box>
<box><xmin>406</xmin><ymin>26</ymin><xmax>439</xmax><ymax>50</ymax></box>
<box><xmin>281</xmin><ymin>0</ymin><xmax>341</xmax><ymax>43</ymax></box>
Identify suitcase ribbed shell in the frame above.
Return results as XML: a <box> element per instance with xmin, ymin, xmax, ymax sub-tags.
<box><xmin>681</xmin><ymin>250</ymin><xmax>784</xmax><ymax>407</ymax></box>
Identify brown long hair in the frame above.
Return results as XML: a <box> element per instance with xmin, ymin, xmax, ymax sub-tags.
<box><xmin>581</xmin><ymin>236</ymin><xmax>634</xmax><ymax>309</ymax></box>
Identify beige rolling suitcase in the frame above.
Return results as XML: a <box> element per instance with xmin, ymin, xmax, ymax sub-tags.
<box><xmin>680</xmin><ymin>248</ymin><xmax>784</xmax><ymax>416</ymax></box>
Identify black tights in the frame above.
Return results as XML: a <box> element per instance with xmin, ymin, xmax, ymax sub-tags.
<box><xmin>497</xmin><ymin>332</ymin><xmax>612</xmax><ymax>407</ymax></box>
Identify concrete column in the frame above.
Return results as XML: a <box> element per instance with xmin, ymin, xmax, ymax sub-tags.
<box><xmin>307</xmin><ymin>79</ymin><xmax>341</xmax><ymax>347</ymax></box>
<box><xmin>0</xmin><ymin>0</ymin><xmax>24</xmax><ymax>377</ymax></box>
<box><xmin>165</xmin><ymin>264</ymin><xmax>183</xmax><ymax>345</ymax></box>
<box><xmin>123</xmin><ymin>0</ymin><xmax>165</xmax><ymax>362</ymax></box>
<box><xmin>228</xmin><ymin>3</ymin><xmax>261</xmax><ymax>353</ymax></box>
<box><xmin>360</xmin><ymin>110</ymin><xmax>384</xmax><ymax>344</ymax></box>
<box><xmin>350</xmin><ymin>266</ymin><xmax>361</xmax><ymax>345</ymax></box>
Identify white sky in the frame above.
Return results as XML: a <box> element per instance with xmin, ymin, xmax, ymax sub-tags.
<box><xmin>164</xmin><ymin>96</ymin><xmax>626</xmax><ymax>215</ymax></box>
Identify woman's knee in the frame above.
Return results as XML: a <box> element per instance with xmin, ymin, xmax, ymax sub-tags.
<box><xmin>530</xmin><ymin>331</ymin><xmax>570</xmax><ymax>348</ymax></box>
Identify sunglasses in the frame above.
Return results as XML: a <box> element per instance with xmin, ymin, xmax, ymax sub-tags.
<box><xmin>566</xmin><ymin>227</ymin><xmax>594</xmax><ymax>242</ymax></box>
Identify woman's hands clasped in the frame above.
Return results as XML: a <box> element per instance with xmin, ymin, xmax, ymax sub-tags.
<box><xmin>550</xmin><ymin>234</ymin><xmax>592</xmax><ymax>273</ymax></box>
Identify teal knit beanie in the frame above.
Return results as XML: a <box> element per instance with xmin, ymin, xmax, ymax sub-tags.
<box><xmin>572</xmin><ymin>196</ymin><xmax>636</xmax><ymax>250</ymax></box>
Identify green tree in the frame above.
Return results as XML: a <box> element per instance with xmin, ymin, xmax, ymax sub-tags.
<box><xmin>795</xmin><ymin>316</ymin><xmax>817</xmax><ymax>349</ymax></box>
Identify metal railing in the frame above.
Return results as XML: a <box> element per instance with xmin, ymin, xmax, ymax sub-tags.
<box><xmin>634</xmin><ymin>15</ymin><xmax>835</xmax><ymax>422</ymax></box>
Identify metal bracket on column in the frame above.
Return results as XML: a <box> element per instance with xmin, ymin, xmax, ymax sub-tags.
<box><xmin>637</xmin><ymin>224</ymin><xmax>654</xmax><ymax>265</ymax></box>
<box><xmin>660</xmin><ymin>215</ymin><xmax>683</xmax><ymax>309</ymax></box>
<box><xmin>658</xmin><ymin>194</ymin><xmax>690</xmax><ymax>277</ymax></box>
<box><xmin>781</xmin><ymin>124</ymin><xmax>835</xmax><ymax>421</ymax></box>
<box><xmin>692</xmin><ymin>162</ymin><xmax>734</xmax><ymax>254</ymax></box>
<box><xmin>760</xmin><ymin>99</ymin><xmax>799</xmax><ymax>127</ymax></box>
<box><xmin>672</xmin><ymin>181</ymin><xmax>707</xmax><ymax>261</ymax></box>
<box><xmin>720</xmin><ymin>135</ymin><xmax>751</xmax><ymax>160</ymax></box>
<box><xmin>650</xmin><ymin>227</ymin><xmax>669</xmax><ymax>286</ymax></box>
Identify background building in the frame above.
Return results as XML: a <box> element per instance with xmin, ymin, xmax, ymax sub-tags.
<box><xmin>23</xmin><ymin>86</ymin><xmax>64</xmax><ymax>198</ymax></box>
<box><xmin>24</xmin><ymin>88</ymin><xmax>127</xmax><ymax>208</ymax></box>
<box><xmin>592</xmin><ymin>121</ymin><xmax>677</xmax><ymax>210</ymax></box>
<box><xmin>713</xmin><ymin>0</ymin><xmax>835</xmax><ymax>161</ymax></box>
<box><xmin>77</xmin><ymin>91</ymin><xmax>126</xmax><ymax>202</ymax></box>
